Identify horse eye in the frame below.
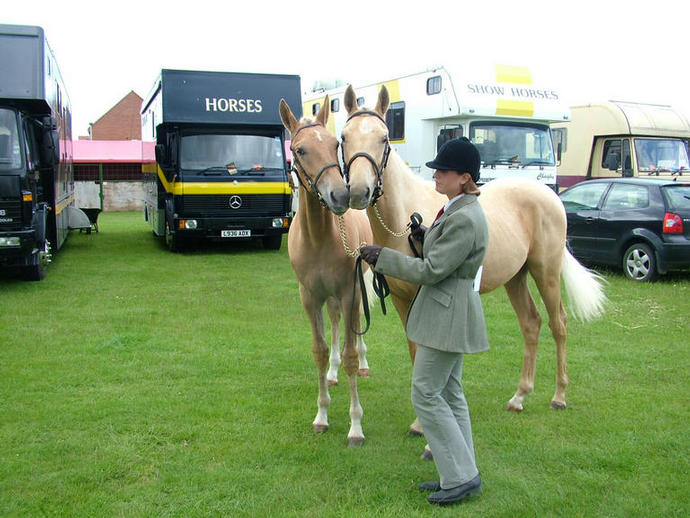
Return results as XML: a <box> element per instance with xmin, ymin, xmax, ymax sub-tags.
<box><xmin>296</xmin><ymin>148</ymin><xmax>306</xmax><ymax>156</ymax></box>
<box><xmin>341</xmin><ymin>135</ymin><xmax>346</xmax><ymax>143</ymax></box>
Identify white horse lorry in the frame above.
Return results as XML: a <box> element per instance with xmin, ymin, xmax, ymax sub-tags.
<box><xmin>552</xmin><ymin>101</ymin><xmax>690</xmax><ymax>190</ymax></box>
<box><xmin>141</xmin><ymin>69</ymin><xmax>302</xmax><ymax>252</ymax></box>
<box><xmin>302</xmin><ymin>64</ymin><xmax>570</xmax><ymax>190</ymax></box>
<box><xmin>0</xmin><ymin>24</ymin><xmax>90</xmax><ymax>281</ymax></box>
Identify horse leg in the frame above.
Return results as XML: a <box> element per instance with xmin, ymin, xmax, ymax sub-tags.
<box><xmin>504</xmin><ymin>270</ymin><xmax>542</xmax><ymax>412</ymax></box>
<box><xmin>391</xmin><ymin>294</ymin><xmax>423</xmax><ymax>436</ymax></box>
<box><xmin>300</xmin><ymin>286</ymin><xmax>331</xmax><ymax>433</ymax></box>
<box><xmin>326</xmin><ymin>297</ymin><xmax>341</xmax><ymax>386</ymax></box>
<box><xmin>530</xmin><ymin>265</ymin><xmax>569</xmax><ymax>410</ymax></box>
<box><xmin>343</xmin><ymin>300</ymin><xmax>364</xmax><ymax>446</ymax></box>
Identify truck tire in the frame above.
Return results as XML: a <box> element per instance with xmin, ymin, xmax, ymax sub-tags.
<box><xmin>262</xmin><ymin>234</ymin><xmax>282</xmax><ymax>250</ymax></box>
<box><xmin>165</xmin><ymin>219</ymin><xmax>184</xmax><ymax>253</ymax></box>
<box><xmin>23</xmin><ymin>240</ymin><xmax>50</xmax><ymax>281</ymax></box>
<box><xmin>622</xmin><ymin>242</ymin><xmax>658</xmax><ymax>282</ymax></box>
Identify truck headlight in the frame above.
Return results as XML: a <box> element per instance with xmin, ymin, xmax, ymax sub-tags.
<box><xmin>272</xmin><ymin>218</ymin><xmax>288</xmax><ymax>228</ymax></box>
<box><xmin>180</xmin><ymin>219</ymin><xmax>198</xmax><ymax>229</ymax></box>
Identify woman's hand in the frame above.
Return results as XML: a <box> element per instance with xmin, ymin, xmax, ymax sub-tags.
<box><xmin>360</xmin><ymin>245</ymin><xmax>382</xmax><ymax>266</ymax></box>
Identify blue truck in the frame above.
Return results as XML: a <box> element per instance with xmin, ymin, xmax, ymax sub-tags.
<box><xmin>0</xmin><ymin>24</ymin><xmax>88</xmax><ymax>280</ymax></box>
<box><xmin>141</xmin><ymin>69</ymin><xmax>302</xmax><ymax>251</ymax></box>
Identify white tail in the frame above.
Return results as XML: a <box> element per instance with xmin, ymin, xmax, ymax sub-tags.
<box><xmin>362</xmin><ymin>267</ymin><xmax>378</xmax><ymax>310</ymax></box>
<box><xmin>561</xmin><ymin>249</ymin><xmax>607</xmax><ymax>322</ymax></box>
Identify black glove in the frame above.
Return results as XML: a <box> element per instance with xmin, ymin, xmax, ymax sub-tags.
<box><xmin>411</xmin><ymin>224</ymin><xmax>428</xmax><ymax>243</ymax></box>
<box><xmin>360</xmin><ymin>245</ymin><xmax>383</xmax><ymax>266</ymax></box>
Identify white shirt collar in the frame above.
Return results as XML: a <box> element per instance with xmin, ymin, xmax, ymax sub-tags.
<box><xmin>444</xmin><ymin>193</ymin><xmax>464</xmax><ymax>211</ymax></box>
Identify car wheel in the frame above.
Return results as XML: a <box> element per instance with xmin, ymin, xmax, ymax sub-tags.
<box><xmin>622</xmin><ymin>243</ymin><xmax>658</xmax><ymax>282</ymax></box>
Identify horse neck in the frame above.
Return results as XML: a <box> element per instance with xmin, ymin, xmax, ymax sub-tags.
<box><xmin>296</xmin><ymin>183</ymin><xmax>337</xmax><ymax>243</ymax></box>
<box><xmin>367</xmin><ymin>151</ymin><xmax>423</xmax><ymax>246</ymax></box>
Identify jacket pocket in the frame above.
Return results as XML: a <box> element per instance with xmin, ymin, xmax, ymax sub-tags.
<box><xmin>427</xmin><ymin>285</ymin><xmax>452</xmax><ymax>308</ymax></box>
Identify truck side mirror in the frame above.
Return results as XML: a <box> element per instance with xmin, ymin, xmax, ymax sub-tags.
<box><xmin>155</xmin><ymin>144</ymin><xmax>167</xmax><ymax>167</ymax></box>
<box><xmin>557</xmin><ymin>142</ymin><xmax>562</xmax><ymax>164</ymax></box>
<box><xmin>40</xmin><ymin>128</ymin><xmax>60</xmax><ymax>167</ymax></box>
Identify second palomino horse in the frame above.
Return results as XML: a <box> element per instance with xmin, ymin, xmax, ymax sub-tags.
<box><xmin>280</xmin><ymin>96</ymin><xmax>374</xmax><ymax>446</ymax></box>
<box><xmin>341</xmin><ymin>85</ymin><xmax>606</xmax><ymax>424</ymax></box>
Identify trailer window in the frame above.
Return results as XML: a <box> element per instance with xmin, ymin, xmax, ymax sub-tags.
<box><xmin>311</xmin><ymin>103</ymin><xmax>321</xmax><ymax>116</ymax></box>
<box><xmin>386</xmin><ymin>101</ymin><xmax>405</xmax><ymax>141</ymax></box>
<box><xmin>331</xmin><ymin>98</ymin><xmax>340</xmax><ymax>112</ymax></box>
<box><xmin>427</xmin><ymin>76</ymin><xmax>442</xmax><ymax>95</ymax></box>
<box><xmin>0</xmin><ymin>108</ymin><xmax>23</xmax><ymax>170</ymax></box>
<box><xmin>180</xmin><ymin>134</ymin><xmax>284</xmax><ymax>174</ymax></box>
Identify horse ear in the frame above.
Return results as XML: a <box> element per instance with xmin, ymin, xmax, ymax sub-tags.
<box><xmin>344</xmin><ymin>85</ymin><xmax>358</xmax><ymax>115</ymax></box>
<box><xmin>279</xmin><ymin>98</ymin><xmax>298</xmax><ymax>135</ymax></box>
<box><xmin>316</xmin><ymin>94</ymin><xmax>330</xmax><ymax>126</ymax></box>
<box><xmin>375</xmin><ymin>85</ymin><xmax>390</xmax><ymax>117</ymax></box>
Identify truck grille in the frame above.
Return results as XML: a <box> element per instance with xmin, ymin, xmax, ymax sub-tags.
<box><xmin>181</xmin><ymin>194</ymin><xmax>288</xmax><ymax>216</ymax></box>
<box><xmin>0</xmin><ymin>201</ymin><xmax>22</xmax><ymax>229</ymax></box>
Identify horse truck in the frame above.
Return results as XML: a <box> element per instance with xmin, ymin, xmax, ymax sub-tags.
<box><xmin>141</xmin><ymin>69</ymin><xmax>301</xmax><ymax>252</ymax></box>
<box><xmin>0</xmin><ymin>24</ymin><xmax>89</xmax><ymax>281</ymax></box>
<box><xmin>551</xmin><ymin>101</ymin><xmax>690</xmax><ymax>190</ymax></box>
<box><xmin>302</xmin><ymin>64</ymin><xmax>570</xmax><ymax>191</ymax></box>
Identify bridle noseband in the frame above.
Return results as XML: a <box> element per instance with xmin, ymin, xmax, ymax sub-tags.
<box><xmin>342</xmin><ymin>110</ymin><xmax>391</xmax><ymax>204</ymax></box>
<box><xmin>290</xmin><ymin>122</ymin><xmax>342</xmax><ymax>208</ymax></box>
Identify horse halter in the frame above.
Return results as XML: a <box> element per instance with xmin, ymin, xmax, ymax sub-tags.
<box><xmin>290</xmin><ymin>122</ymin><xmax>342</xmax><ymax>209</ymax></box>
<box><xmin>342</xmin><ymin>110</ymin><xmax>391</xmax><ymax>204</ymax></box>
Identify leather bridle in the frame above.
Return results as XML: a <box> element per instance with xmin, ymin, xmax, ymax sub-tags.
<box><xmin>341</xmin><ymin>110</ymin><xmax>391</xmax><ymax>204</ymax></box>
<box><xmin>290</xmin><ymin>122</ymin><xmax>342</xmax><ymax>209</ymax></box>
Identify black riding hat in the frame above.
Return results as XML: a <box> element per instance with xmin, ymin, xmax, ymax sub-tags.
<box><xmin>426</xmin><ymin>137</ymin><xmax>481</xmax><ymax>182</ymax></box>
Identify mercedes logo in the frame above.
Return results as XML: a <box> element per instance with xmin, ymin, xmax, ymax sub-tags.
<box><xmin>229</xmin><ymin>195</ymin><xmax>242</xmax><ymax>209</ymax></box>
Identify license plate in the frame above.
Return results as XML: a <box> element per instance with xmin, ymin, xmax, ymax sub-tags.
<box><xmin>221</xmin><ymin>229</ymin><xmax>251</xmax><ymax>238</ymax></box>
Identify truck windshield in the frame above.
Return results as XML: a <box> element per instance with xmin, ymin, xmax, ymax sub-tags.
<box><xmin>0</xmin><ymin>108</ymin><xmax>23</xmax><ymax>171</ymax></box>
<box><xmin>634</xmin><ymin>138</ymin><xmax>689</xmax><ymax>174</ymax></box>
<box><xmin>180</xmin><ymin>134</ymin><xmax>284</xmax><ymax>175</ymax></box>
<box><xmin>469</xmin><ymin>122</ymin><xmax>555</xmax><ymax>167</ymax></box>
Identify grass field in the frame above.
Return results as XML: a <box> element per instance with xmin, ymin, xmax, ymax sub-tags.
<box><xmin>1</xmin><ymin>211</ymin><xmax>688</xmax><ymax>517</ymax></box>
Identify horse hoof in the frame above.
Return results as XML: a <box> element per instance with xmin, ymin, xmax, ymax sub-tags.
<box><xmin>358</xmin><ymin>368</ymin><xmax>370</xmax><ymax>378</ymax></box>
<box><xmin>348</xmin><ymin>436</ymin><xmax>365</xmax><ymax>447</ymax></box>
<box><xmin>313</xmin><ymin>423</ymin><xmax>329</xmax><ymax>434</ymax></box>
<box><xmin>505</xmin><ymin>402</ymin><xmax>523</xmax><ymax>413</ymax></box>
<box><xmin>550</xmin><ymin>401</ymin><xmax>567</xmax><ymax>410</ymax></box>
<box><xmin>328</xmin><ymin>379</ymin><xmax>338</xmax><ymax>387</ymax></box>
<box><xmin>420</xmin><ymin>447</ymin><xmax>433</xmax><ymax>461</ymax></box>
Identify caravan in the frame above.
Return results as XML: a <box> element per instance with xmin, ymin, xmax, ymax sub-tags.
<box><xmin>551</xmin><ymin>101</ymin><xmax>690</xmax><ymax>189</ymax></box>
<box><xmin>303</xmin><ymin>64</ymin><xmax>569</xmax><ymax>190</ymax></box>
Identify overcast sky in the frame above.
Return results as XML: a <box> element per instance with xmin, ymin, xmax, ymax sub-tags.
<box><xmin>4</xmin><ymin>0</ymin><xmax>689</xmax><ymax>137</ymax></box>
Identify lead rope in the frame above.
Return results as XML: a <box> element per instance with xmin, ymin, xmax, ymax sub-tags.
<box><xmin>337</xmin><ymin>215</ymin><xmax>391</xmax><ymax>335</ymax></box>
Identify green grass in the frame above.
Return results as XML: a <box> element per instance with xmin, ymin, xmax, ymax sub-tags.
<box><xmin>1</xmin><ymin>211</ymin><xmax>688</xmax><ymax>517</ymax></box>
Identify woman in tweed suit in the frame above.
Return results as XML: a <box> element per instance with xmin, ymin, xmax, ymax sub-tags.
<box><xmin>360</xmin><ymin>137</ymin><xmax>489</xmax><ymax>506</ymax></box>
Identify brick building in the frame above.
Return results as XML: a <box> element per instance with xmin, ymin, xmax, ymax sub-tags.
<box><xmin>88</xmin><ymin>91</ymin><xmax>142</xmax><ymax>140</ymax></box>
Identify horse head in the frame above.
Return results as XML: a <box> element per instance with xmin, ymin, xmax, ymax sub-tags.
<box><xmin>342</xmin><ymin>85</ymin><xmax>391</xmax><ymax>209</ymax></box>
<box><xmin>280</xmin><ymin>96</ymin><xmax>349</xmax><ymax>215</ymax></box>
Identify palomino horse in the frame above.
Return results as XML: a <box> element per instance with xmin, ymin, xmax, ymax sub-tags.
<box><xmin>280</xmin><ymin>96</ymin><xmax>374</xmax><ymax>446</ymax></box>
<box><xmin>341</xmin><ymin>85</ymin><xmax>606</xmax><ymax>422</ymax></box>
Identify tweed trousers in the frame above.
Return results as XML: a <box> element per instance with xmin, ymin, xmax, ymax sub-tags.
<box><xmin>411</xmin><ymin>344</ymin><xmax>479</xmax><ymax>489</ymax></box>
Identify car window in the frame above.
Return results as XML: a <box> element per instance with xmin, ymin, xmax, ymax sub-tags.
<box><xmin>560</xmin><ymin>182</ymin><xmax>608</xmax><ymax>211</ymax></box>
<box><xmin>662</xmin><ymin>185</ymin><xmax>690</xmax><ymax>210</ymax></box>
<box><xmin>602</xmin><ymin>184</ymin><xmax>649</xmax><ymax>210</ymax></box>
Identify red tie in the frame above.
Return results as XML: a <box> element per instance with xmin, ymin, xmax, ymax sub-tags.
<box><xmin>433</xmin><ymin>206</ymin><xmax>445</xmax><ymax>224</ymax></box>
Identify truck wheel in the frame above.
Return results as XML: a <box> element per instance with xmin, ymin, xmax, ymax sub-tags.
<box><xmin>23</xmin><ymin>240</ymin><xmax>51</xmax><ymax>281</ymax></box>
<box><xmin>262</xmin><ymin>235</ymin><xmax>282</xmax><ymax>250</ymax></box>
<box><xmin>622</xmin><ymin>242</ymin><xmax>658</xmax><ymax>282</ymax></box>
<box><xmin>165</xmin><ymin>220</ymin><xmax>184</xmax><ymax>253</ymax></box>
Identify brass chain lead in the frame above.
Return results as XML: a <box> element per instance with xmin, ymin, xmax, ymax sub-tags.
<box><xmin>337</xmin><ymin>215</ymin><xmax>368</xmax><ymax>257</ymax></box>
<box><xmin>373</xmin><ymin>201</ymin><xmax>411</xmax><ymax>237</ymax></box>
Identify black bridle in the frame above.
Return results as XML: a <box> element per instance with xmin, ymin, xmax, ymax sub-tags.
<box><xmin>341</xmin><ymin>110</ymin><xmax>391</xmax><ymax>204</ymax></box>
<box><xmin>290</xmin><ymin>122</ymin><xmax>342</xmax><ymax>209</ymax></box>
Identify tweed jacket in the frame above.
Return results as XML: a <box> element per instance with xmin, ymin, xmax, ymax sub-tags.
<box><xmin>374</xmin><ymin>194</ymin><xmax>489</xmax><ymax>353</ymax></box>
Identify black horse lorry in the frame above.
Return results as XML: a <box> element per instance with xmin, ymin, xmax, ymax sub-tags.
<box><xmin>0</xmin><ymin>24</ymin><xmax>89</xmax><ymax>280</ymax></box>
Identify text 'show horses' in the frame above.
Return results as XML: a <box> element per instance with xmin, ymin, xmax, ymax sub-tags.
<box><xmin>280</xmin><ymin>96</ymin><xmax>375</xmax><ymax>446</ymax></box>
<box><xmin>341</xmin><ymin>84</ymin><xmax>606</xmax><ymax>418</ymax></box>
